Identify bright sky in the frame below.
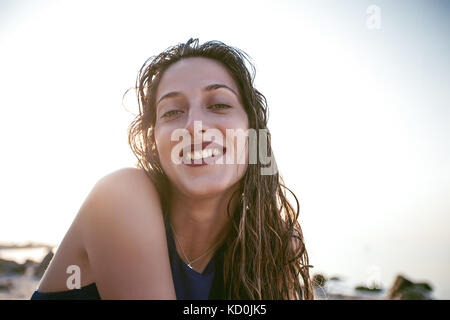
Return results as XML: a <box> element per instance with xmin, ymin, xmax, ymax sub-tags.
<box><xmin>1</xmin><ymin>0</ymin><xmax>449</xmax><ymax>298</ymax></box>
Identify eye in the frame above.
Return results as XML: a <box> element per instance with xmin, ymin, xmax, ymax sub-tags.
<box><xmin>161</xmin><ymin>110</ymin><xmax>183</xmax><ymax>119</ymax></box>
<box><xmin>208</xmin><ymin>104</ymin><xmax>232</xmax><ymax>110</ymax></box>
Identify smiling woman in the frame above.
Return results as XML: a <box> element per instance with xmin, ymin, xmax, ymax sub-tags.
<box><xmin>30</xmin><ymin>38</ymin><xmax>314</xmax><ymax>300</ymax></box>
<box><xmin>128</xmin><ymin>38</ymin><xmax>314</xmax><ymax>299</ymax></box>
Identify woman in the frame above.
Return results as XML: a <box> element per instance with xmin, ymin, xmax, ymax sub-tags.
<box><xmin>31</xmin><ymin>38</ymin><xmax>314</xmax><ymax>300</ymax></box>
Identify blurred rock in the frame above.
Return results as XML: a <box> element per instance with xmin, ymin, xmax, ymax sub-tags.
<box><xmin>0</xmin><ymin>258</ymin><xmax>27</xmax><ymax>275</ymax></box>
<box><xmin>24</xmin><ymin>259</ymin><xmax>38</xmax><ymax>268</ymax></box>
<box><xmin>312</xmin><ymin>273</ymin><xmax>327</xmax><ymax>287</ymax></box>
<box><xmin>11</xmin><ymin>264</ymin><xmax>27</xmax><ymax>275</ymax></box>
<box><xmin>23</xmin><ymin>259</ymin><xmax>39</xmax><ymax>276</ymax></box>
<box><xmin>355</xmin><ymin>285</ymin><xmax>382</xmax><ymax>293</ymax></box>
<box><xmin>0</xmin><ymin>279</ymin><xmax>14</xmax><ymax>291</ymax></box>
<box><xmin>388</xmin><ymin>274</ymin><xmax>433</xmax><ymax>300</ymax></box>
<box><xmin>34</xmin><ymin>250</ymin><xmax>54</xmax><ymax>278</ymax></box>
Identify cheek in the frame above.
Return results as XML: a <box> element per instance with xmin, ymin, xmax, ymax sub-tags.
<box><xmin>154</xmin><ymin>128</ymin><xmax>173</xmax><ymax>161</ymax></box>
<box><xmin>221</xmin><ymin>124</ymin><xmax>249</xmax><ymax>168</ymax></box>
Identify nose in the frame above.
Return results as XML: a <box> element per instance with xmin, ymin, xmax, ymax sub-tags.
<box><xmin>184</xmin><ymin>105</ymin><xmax>211</xmax><ymax>140</ymax></box>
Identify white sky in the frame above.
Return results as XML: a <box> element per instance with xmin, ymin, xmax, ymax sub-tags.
<box><xmin>1</xmin><ymin>0</ymin><xmax>449</xmax><ymax>298</ymax></box>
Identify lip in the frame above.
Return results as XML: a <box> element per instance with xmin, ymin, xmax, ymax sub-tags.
<box><xmin>184</xmin><ymin>161</ymin><xmax>209</xmax><ymax>167</ymax></box>
<box><xmin>180</xmin><ymin>141</ymin><xmax>227</xmax><ymax>167</ymax></box>
<box><xmin>179</xmin><ymin>141</ymin><xmax>212</xmax><ymax>158</ymax></box>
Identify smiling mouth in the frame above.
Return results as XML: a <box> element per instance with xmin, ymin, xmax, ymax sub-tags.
<box><xmin>179</xmin><ymin>143</ymin><xmax>227</xmax><ymax>166</ymax></box>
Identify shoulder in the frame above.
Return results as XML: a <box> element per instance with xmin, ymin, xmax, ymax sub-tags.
<box><xmin>77</xmin><ymin>167</ymin><xmax>163</xmax><ymax>241</ymax></box>
<box><xmin>104</xmin><ymin>166</ymin><xmax>151</xmax><ymax>183</ymax></box>
<box><xmin>75</xmin><ymin>167</ymin><xmax>175</xmax><ymax>298</ymax></box>
<box><xmin>81</xmin><ymin>167</ymin><xmax>160</xmax><ymax>214</ymax></box>
<box><xmin>96</xmin><ymin>167</ymin><xmax>157</xmax><ymax>194</ymax></box>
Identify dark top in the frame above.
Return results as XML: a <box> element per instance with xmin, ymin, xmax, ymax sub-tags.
<box><xmin>30</xmin><ymin>213</ymin><xmax>226</xmax><ymax>300</ymax></box>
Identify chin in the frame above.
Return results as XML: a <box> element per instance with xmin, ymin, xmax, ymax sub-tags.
<box><xmin>178</xmin><ymin>177</ymin><xmax>234</xmax><ymax>198</ymax></box>
<box><xmin>162</xmin><ymin>161</ymin><xmax>247</xmax><ymax>199</ymax></box>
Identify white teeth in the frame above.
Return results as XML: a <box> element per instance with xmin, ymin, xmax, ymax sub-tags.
<box><xmin>183</xmin><ymin>147</ymin><xmax>222</xmax><ymax>162</ymax></box>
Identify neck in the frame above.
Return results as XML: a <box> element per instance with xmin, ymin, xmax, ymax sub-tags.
<box><xmin>168</xmin><ymin>185</ymin><xmax>240</xmax><ymax>269</ymax></box>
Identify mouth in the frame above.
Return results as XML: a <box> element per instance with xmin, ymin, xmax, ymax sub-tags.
<box><xmin>179</xmin><ymin>141</ymin><xmax>227</xmax><ymax>167</ymax></box>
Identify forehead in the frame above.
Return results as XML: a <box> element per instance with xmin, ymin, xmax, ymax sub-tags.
<box><xmin>156</xmin><ymin>57</ymin><xmax>239</xmax><ymax>99</ymax></box>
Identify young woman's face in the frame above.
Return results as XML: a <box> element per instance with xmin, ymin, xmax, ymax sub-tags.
<box><xmin>154</xmin><ymin>57</ymin><xmax>249</xmax><ymax>199</ymax></box>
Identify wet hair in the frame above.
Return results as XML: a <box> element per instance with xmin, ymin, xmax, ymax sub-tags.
<box><xmin>127</xmin><ymin>38</ymin><xmax>314</xmax><ymax>299</ymax></box>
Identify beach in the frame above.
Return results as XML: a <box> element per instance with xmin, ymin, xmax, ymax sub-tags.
<box><xmin>0</xmin><ymin>244</ymin><xmax>436</xmax><ymax>300</ymax></box>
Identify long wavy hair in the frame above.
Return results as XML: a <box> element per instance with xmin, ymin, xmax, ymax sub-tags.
<box><xmin>126</xmin><ymin>38</ymin><xmax>314</xmax><ymax>299</ymax></box>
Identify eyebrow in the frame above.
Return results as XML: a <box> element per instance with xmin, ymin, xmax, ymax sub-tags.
<box><xmin>156</xmin><ymin>83</ymin><xmax>239</xmax><ymax>107</ymax></box>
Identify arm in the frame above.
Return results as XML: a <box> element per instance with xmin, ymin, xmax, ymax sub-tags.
<box><xmin>77</xmin><ymin>168</ymin><xmax>176</xmax><ymax>299</ymax></box>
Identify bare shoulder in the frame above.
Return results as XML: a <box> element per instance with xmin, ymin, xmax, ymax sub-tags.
<box><xmin>103</xmin><ymin>167</ymin><xmax>154</xmax><ymax>185</ymax></box>
<box><xmin>36</xmin><ymin>167</ymin><xmax>162</xmax><ymax>293</ymax></box>
<box><xmin>80</xmin><ymin>167</ymin><xmax>161</xmax><ymax>220</ymax></box>
<box><xmin>77</xmin><ymin>167</ymin><xmax>175</xmax><ymax>299</ymax></box>
<box><xmin>97</xmin><ymin>167</ymin><xmax>158</xmax><ymax>195</ymax></box>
